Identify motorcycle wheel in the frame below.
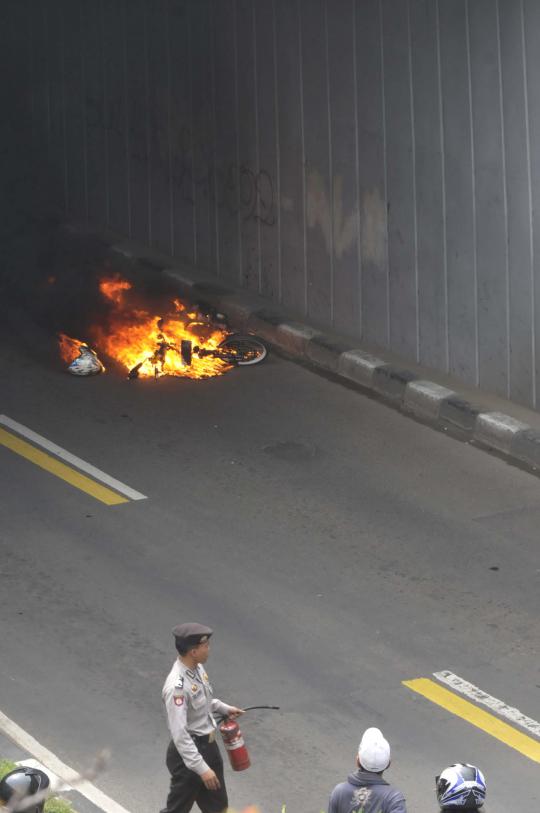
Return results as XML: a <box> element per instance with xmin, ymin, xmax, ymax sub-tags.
<box><xmin>218</xmin><ymin>334</ymin><xmax>267</xmax><ymax>365</ymax></box>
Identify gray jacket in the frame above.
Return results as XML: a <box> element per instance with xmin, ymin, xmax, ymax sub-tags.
<box><xmin>328</xmin><ymin>769</ymin><xmax>407</xmax><ymax>813</ymax></box>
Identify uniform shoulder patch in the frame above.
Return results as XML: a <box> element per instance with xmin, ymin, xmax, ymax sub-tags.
<box><xmin>172</xmin><ymin>674</ymin><xmax>184</xmax><ymax>707</ymax></box>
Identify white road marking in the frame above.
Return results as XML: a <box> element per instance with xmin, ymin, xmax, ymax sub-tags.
<box><xmin>0</xmin><ymin>415</ymin><xmax>147</xmax><ymax>501</ymax></box>
<box><xmin>433</xmin><ymin>670</ymin><xmax>540</xmax><ymax>738</ymax></box>
<box><xmin>0</xmin><ymin>709</ymin><xmax>131</xmax><ymax>813</ymax></box>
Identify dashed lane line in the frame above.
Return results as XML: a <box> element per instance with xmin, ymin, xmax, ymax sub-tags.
<box><xmin>0</xmin><ymin>709</ymin><xmax>131</xmax><ymax>813</ymax></box>
<box><xmin>0</xmin><ymin>415</ymin><xmax>147</xmax><ymax>504</ymax></box>
<box><xmin>434</xmin><ymin>670</ymin><xmax>540</xmax><ymax>738</ymax></box>
<box><xmin>403</xmin><ymin>678</ymin><xmax>540</xmax><ymax>763</ymax></box>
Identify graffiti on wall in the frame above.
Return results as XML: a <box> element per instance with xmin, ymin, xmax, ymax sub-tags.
<box><xmin>306</xmin><ymin>168</ymin><xmax>387</xmax><ymax>269</ymax></box>
<box><xmin>84</xmin><ymin>92</ymin><xmax>388</xmax><ymax>266</ymax></box>
<box><xmin>306</xmin><ymin>168</ymin><xmax>358</xmax><ymax>260</ymax></box>
<box><xmin>85</xmin><ymin>92</ymin><xmax>276</xmax><ymax>227</ymax></box>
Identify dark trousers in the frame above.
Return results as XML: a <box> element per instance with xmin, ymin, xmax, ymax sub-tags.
<box><xmin>160</xmin><ymin>739</ymin><xmax>228</xmax><ymax>813</ymax></box>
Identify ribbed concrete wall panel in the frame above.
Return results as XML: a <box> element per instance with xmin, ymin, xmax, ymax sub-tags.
<box><xmin>47</xmin><ymin>7</ymin><xmax>62</xmax><ymax>206</ymax></box>
<box><xmin>523</xmin><ymin>0</ymin><xmax>540</xmax><ymax>407</ymax></box>
<box><xmin>469</xmin><ymin>0</ymin><xmax>508</xmax><ymax>396</ymax></box>
<box><xmin>275</xmin><ymin>0</ymin><xmax>305</xmax><ymax>314</ymax></box>
<box><xmin>47</xmin><ymin>3</ymin><xmax>67</xmax><ymax>213</ymax></box>
<box><xmin>147</xmin><ymin>0</ymin><xmax>173</xmax><ymax>253</ymax></box>
<box><xmin>253</xmin><ymin>1</ymin><xmax>279</xmax><ymax>301</ymax></box>
<box><xmin>125</xmin><ymin>0</ymin><xmax>149</xmax><ymax>244</ymax></box>
<box><xmin>439</xmin><ymin>0</ymin><xmax>476</xmax><ymax>385</ymax></box>
<box><xmin>14</xmin><ymin>0</ymin><xmax>540</xmax><ymax>408</ymax></box>
<box><xmin>355</xmin><ymin>0</ymin><xmax>388</xmax><ymax>348</ymax></box>
<box><xmin>236</xmin><ymin>0</ymin><xmax>260</xmax><ymax>293</ymax></box>
<box><xmin>64</xmin><ymin>1</ymin><xmax>84</xmax><ymax>218</ymax></box>
<box><xmin>190</xmin><ymin>1</ymin><xmax>215</xmax><ymax>271</ymax></box>
<box><xmin>104</xmin><ymin>0</ymin><xmax>130</xmax><ymax>238</ymax></box>
<box><xmin>499</xmin><ymin>0</ymin><xmax>534</xmax><ymax>406</ymax></box>
<box><xmin>410</xmin><ymin>0</ymin><xmax>446</xmax><ymax>371</ymax></box>
<box><xmin>30</xmin><ymin>3</ymin><xmax>51</xmax><ymax>196</ymax></box>
<box><xmin>383</xmin><ymin>0</ymin><xmax>417</xmax><ymax>360</ymax></box>
<box><xmin>301</xmin><ymin>0</ymin><xmax>332</xmax><ymax>326</ymax></box>
<box><xmin>212</xmin><ymin>0</ymin><xmax>239</xmax><ymax>282</ymax></box>
<box><xmin>169</xmin><ymin>0</ymin><xmax>195</xmax><ymax>265</ymax></box>
<box><xmin>327</xmin><ymin>0</ymin><xmax>359</xmax><ymax>335</ymax></box>
<box><xmin>82</xmin><ymin>0</ymin><xmax>106</xmax><ymax>228</ymax></box>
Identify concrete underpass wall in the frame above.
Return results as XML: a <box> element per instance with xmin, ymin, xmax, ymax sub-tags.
<box><xmin>5</xmin><ymin>0</ymin><xmax>540</xmax><ymax>408</ymax></box>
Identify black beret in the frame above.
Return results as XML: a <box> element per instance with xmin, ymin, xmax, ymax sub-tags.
<box><xmin>173</xmin><ymin>622</ymin><xmax>213</xmax><ymax>648</ymax></box>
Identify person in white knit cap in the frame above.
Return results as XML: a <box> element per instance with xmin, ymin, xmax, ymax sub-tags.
<box><xmin>327</xmin><ymin>727</ymin><xmax>407</xmax><ymax>813</ymax></box>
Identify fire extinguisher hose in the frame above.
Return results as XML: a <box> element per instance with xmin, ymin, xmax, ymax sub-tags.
<box><xmin>216</xmin><ymin>705</ymin><xmax>280</xmax><ymax>724</ymax></box>
<box><xmin>242</xmin><ymin>705</ymin><xmax>280</xmax><ymax>711</ymax></box>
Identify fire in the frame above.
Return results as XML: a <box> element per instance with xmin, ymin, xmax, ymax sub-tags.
<box><xmin>58</xmin><ymin>275</ymin><xmax>232</xmax><ymax>380</ymax></box>
<box><xmin>99</xmin><ymin>275</ymin><xmax>132</xmax><ymax>305</ymax></box>
<box><xmin>58</xmin><ymin>333</ymin><xmax>89</xmax><ymax>363</ymax></box>
<box><xmin>92</xmin><ymin>312</ymin><xmax>230</xmax><ymax>379</ymax></box>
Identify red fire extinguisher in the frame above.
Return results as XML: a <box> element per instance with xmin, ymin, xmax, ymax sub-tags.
<box><xmin>218</xmin><ymin>705</ymin><xmax>279</xmax><ymax>772</ymax></box>
<box><xmin>219</xmin><ymin>717</ymin><xmax>251</xmax><ymax>771</ymax></box>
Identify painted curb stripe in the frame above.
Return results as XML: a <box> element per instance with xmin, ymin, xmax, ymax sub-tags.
<box><xmin>403</xmin><ymin>678</ymin><xmax>540</xmax><ymax>763</ymax></box>
<box><xmin>434</xmin><ymin>670</ymin><xmax>540</xmax><ymax>738</ymax></box>
<box><xmin>0</xmin><ymin>428</ymin><xmax>128</xmax><ymax>506</ymax></box>
<box><xmin>0</xmin><ymin>709</ymin><xmax>131</xmax><ymax>813</ymax></box>
<box><xmin>0</xmin><ymin>415</ymin><xmax>146</xmax><ymax>501</ymax></box>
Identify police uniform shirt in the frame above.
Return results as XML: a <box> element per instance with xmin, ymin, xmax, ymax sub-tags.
<box><xmin>162</xmin><ymin>658</ymin><xmax>234</xmax><ymax>776</ymax></box>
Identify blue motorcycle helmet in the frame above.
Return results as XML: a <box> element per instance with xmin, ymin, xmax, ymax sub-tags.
<box><xmin>436</xmin><ymin>763</ymin><xmax>486</xmax><ymax>809</ymax></box>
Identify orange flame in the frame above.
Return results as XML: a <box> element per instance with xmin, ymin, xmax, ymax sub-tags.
<box><xmin>58</xmin><ymin>333</ymin><xmax>88</xmax><ymax>363</ymax></box>
<box><xmin>91</xmin><ymin>312</ymin><xmax>231</xmax><ymax>379</ymax></box>
<box><xmin>99</xmin><ymin>275</ymin><xmax>132</xmax><ymax>306</ymax></box>
<box><xmin>58</xmin><ymin>275</ymin><xmax>232</xmax><ymax>379</ymax></box>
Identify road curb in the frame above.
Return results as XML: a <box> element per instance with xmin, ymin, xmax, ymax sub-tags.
<box><xmin>475</xmin><ymin>412</ymin><xmax>531</xmax><ymax>455</ymax></box>
<box><xmin>403</xmin><ymin>381</ymin><xmax>457</xmax><ymax>421</ymax></box>
<box><xmin>105</xmin><ymin>240</ymin><xmax>540</xmax><ymax>476</ymax></box>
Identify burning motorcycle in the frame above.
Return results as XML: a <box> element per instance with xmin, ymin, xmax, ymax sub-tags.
<box><xmin>58</xmin><ymin>273</ymin><xmax>268</xmax><ymax>380</ymax></box>
<box><xmin>127</xmin><ymin>333</ymin><xmax>267</xmax><ymax>379</ymax></box>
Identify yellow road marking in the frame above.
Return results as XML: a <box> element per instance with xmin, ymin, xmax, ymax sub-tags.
<box><xmin>0</xmin><ymin>428</ymin><xmax>128</xmax><ymax>506</ymax></box>
<box><xmin>403</xmin><ymin>678</ymin><xmax>540</xmax><ymax>763</ymax></box>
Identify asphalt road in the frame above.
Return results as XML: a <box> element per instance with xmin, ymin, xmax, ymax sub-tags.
<box><xmin>1</xmin><ymin>235</ymin><xmax>539</xmax><ymax>813</ymax></box>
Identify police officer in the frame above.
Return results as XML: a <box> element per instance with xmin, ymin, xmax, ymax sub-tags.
<box><xmin>159</xmin><ymin>623</ymin><xmax>244</xmax><ymax>813</ymax></box>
